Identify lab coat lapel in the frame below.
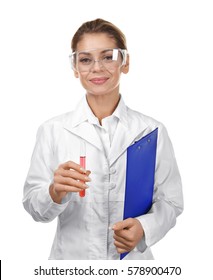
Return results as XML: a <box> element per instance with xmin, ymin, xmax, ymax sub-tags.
<box><xmin>64</xmin><ymin>122</ymin><xmax>103</xmax><ymax>151</ymax></box>
<box><xmin>63</xmin><ymin>97</ymin><xmax>103</xmax><ymax>151</ymax></box>
<box><xmin>108</xmin><ymin>115</ymin><xmax>148</xmax><ymax>167</ymax></box>
<box><xmin>63</xmin><ymin>96</ymin><xmax>149</xmax><ymax>158</ymax></box>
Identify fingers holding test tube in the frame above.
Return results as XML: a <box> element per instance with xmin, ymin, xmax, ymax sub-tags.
<box><xmin>49</xmin><ymin>160</ymin><xmax>91</xmax><ymax>204</ymax></box>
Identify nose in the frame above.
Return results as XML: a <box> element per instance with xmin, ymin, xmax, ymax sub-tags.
<box><xmin>90</xmin><ymin>60</ymin><xmax>104</xmax><ymax>72</ymax></box>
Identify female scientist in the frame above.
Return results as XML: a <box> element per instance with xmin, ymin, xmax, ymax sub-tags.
<box><xmin>23</xmin><ymin>18</ymin><xmax>183</xmax><ymax>260</ymax></box>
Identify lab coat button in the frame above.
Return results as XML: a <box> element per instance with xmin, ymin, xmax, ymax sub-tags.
<box><xmin>110</xmin><ymin>168</ymin><xmax>116</xmax><ymax>174</ymax></box>
<box><xmin>109</xmin><ymin>183</ymin><xmax>116</xmax><ymax>189</ymax></box>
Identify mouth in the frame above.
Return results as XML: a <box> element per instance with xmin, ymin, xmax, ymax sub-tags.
<box><xmin>89</xmin><ymin>77</ymin><xmax>109</xmax><ymax>85</ymax></box>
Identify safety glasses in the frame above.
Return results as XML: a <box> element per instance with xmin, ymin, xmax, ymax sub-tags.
<box><xmin>69</xmin><ymin>48</ymin><xmax>127</xmax><ymax>72</ymax></box>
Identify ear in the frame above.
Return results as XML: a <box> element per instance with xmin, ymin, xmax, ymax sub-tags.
<box><xmin>74</xmin><ymin>70</ymin><xmax>79</xmax><ymax>78</ymax></box>
<box><xmin>121</xmin><ymin>54</ymin><xmax>130</xmax><ymax>74</ymax></box>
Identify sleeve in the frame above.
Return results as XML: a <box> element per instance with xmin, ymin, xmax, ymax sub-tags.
<box><xmin>136</xmin><ymin>124</ymin><xmax>184</xmax><ymax>251</ymax></box>
<box><xmin>22</xmin><ymin>123</ymin><xmax>70</xmax><ymax>222</ymax></box>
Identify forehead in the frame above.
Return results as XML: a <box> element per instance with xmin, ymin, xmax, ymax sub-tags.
<box><xmin>76</xmin><ymin>33</ymin><xmax>117</xmax><ymax>52</ymax></box>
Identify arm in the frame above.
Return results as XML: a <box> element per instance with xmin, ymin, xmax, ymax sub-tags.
<box><xmin>113</xmin><ymin>124</ymin><xmax>183</xmax><ymax>253</ymax></box>
<box><xmin>138</xmin><ymin>124</ymin><xmax>183</xmax><ymax>248</ymax></box>
<box><xmin>23</xmin><ymin>123</ymin><xmax>63</xmax><ymax>222</ymax></box>
<box><xmin>22</xmin><ymin>123</ymin><xmax>90</xmax><ymax>222</ymax></box>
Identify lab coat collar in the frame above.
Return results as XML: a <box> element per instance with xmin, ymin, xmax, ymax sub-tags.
<box><xmin>110</xmin><ymin>95</ymin><xmax>128</xmax><ymax>128</ymax></box>
<box><xmin>63</xmin><ymin>96</ymin><xmax>103</xmax><ymax>150</ymax></box>
<box><xmin>63</xmin><ymin>95</ymin><xmax>148</xmax><ymax>164</ymax></box>
<box><xmin>70</xmin><ymin>97</ymin><xmax>89</xmax><ymax>127</ymax></box>
<box><xmin>80</xmin><ymin>94</ymin><xmax>128</xmax><ymax>128</ymax></box>
<box><xmin>64</xmin><ymin>94</ymin><xmax>128</xmax><ymax>130</ymax></box>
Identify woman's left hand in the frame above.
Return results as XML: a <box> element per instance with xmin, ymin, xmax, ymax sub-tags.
<box><xmin>112</xmin><ymin>218</ymin><xmax>144</xmax><ymax>254</ymax></box>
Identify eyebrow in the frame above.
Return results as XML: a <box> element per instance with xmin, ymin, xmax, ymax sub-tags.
<box><xmin>78</xmin><ymin>49</ymin><xmax>114</xmax><ymax>55</ymax></box>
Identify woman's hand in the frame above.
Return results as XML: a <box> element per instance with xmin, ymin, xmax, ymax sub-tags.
<box><xmin>49</xmin><ymin>161</ymin><xmax>91</xmax><ymax>204</ymax></box>
<box><xmin>112</xmin><ymin>218</ymin><xmax>144</xmax><ymax>254</ymax></box>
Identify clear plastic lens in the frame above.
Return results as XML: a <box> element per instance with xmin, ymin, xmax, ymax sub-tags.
<box><xmin>70</xmin><ymin>48</ymin><xmax>127</xmax><ymax>72</ymax></box>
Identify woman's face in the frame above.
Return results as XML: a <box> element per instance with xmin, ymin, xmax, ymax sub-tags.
<box><xmin>73</xmin><ymin>33</ymin><xmax>129</xmax><ymax>97</ymax></box>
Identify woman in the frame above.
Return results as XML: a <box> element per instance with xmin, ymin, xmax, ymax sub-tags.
<box><xmin>23</xmin><ymin>18</ymin><xmax>183</xmax><ymax>260</ymax></box>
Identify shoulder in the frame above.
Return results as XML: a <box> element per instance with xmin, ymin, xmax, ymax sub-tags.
<box><xmin>44</xmin><ymin>111</ymin><xmax>75</xmax><ymax>126</ymax></box>
<box><xmin>126</xmin><ymin>106</ymin><xmax>164</xmax><ymax>131</ymax></box>
<box><xmin>36</xmin><ymin>111</ymin><xmax>75</xmax><ymax>137</ymax></box>
<box><xmin>38</xmin><ymin>97</ymin><xmax>86</xmax><ymax>132</ymax></box>
<box><xmin>125</xmin><ymin>106</ymin><xmax>172</xmax><ymax>146</ymax></box>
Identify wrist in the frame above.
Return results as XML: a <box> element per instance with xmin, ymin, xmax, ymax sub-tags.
<box><xmin>49</xmin><ymin>184</ymin><xmax>62</xmax><ymax>204</ymax></box>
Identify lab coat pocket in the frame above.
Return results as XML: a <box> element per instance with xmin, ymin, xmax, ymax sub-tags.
<box><xmin>59</xmin><ymin>191</ymin><xmax>92</xmax><ymax>223</ymax></box>
<box><xmin>68</xmin><ymin>188</ymin><xmax>92</xmax><ymax>203</ymax></box>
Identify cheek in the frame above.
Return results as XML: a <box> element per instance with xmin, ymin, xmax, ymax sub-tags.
<box><xmin>78</xmin><ymin>73</ymin><xmax>88</xmax><ymax>83</ymax></box>
<box><xmin>78</xmin><ymin>74</ymin><xmax>90</xmax><ymax>89</ymax></box>
<box><xmin>111</xmin><ymin>70</ymin><xmax>122</xmax><ymax>82</ymax></box>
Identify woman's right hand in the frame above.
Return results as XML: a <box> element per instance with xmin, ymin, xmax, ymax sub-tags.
<box><xmin>49</xmin><ymin>161</ymin><xmax>91</xmax><ymax>204</ymax></box>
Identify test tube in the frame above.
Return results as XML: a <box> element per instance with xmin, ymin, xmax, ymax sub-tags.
<box><xmin>79</xmin><ymin>140</ymin><xmax>86</xmax><ymax>197</ymax></box>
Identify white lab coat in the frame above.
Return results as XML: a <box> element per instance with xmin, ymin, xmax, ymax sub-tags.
<box><xmin>23</xmin><ymin>96</ymin><xmax>183</xmax><ymax>260</ymax></box>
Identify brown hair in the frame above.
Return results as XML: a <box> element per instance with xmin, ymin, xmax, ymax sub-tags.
<box><xmin>71</xmin><ymin>18</ymin><xmax>127</xmax><ymax>52</ymax></box>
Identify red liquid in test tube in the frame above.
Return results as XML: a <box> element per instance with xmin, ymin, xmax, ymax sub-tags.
<box><xmin>79</xmin><ymin>141</ymin><xmax>86</xmax><ymax>197</ymax></box>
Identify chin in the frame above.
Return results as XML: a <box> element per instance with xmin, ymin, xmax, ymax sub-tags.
<box><xmin>86</xmin><ymin>85</ymin><xmax>120</xmax><ymax>97</ymax></box>
<box><xmin>87</xmin><ymin>91</ymin><xmax>109</xmax><ymax>97</ymax></box>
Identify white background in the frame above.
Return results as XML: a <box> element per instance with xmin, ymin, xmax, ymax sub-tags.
<box><xmin>0</xmin><ymin>0</ymin><xmax>213</xmax><ymax>278</ymax></box>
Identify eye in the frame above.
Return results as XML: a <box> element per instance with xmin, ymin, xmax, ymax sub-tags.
<box><xmin>103</xmin><ymin>55</ymin><xmax>113</xmax><ymax>62</ymax></box>
<box><xmin>79</xmin><ymin>57</ymin><xmax>92</xmax><ymax>65</ymax></box>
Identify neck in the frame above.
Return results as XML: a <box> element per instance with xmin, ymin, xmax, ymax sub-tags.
<box><xmin>86</xmin><ymin>92</ymin><xmax>120</xmax><ymax>124</ymax></box>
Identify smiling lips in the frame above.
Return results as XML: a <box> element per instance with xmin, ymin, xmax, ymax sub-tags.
<box><xmin>90</xmin><ymin>77</ymin><xmax>109</xmax><ymax>85</ymax></box>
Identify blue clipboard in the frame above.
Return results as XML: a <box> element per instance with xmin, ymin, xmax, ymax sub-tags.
<box><xmin>120</xmin><ymin>128</ymin><xmax>158</xmax><ymax>260</ymax></box>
